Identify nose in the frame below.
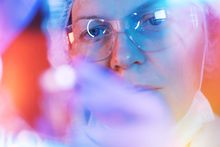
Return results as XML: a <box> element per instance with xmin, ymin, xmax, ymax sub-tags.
<box><xmin>109</xmin><ymin>33</ymin><xmax>146</xmax><ymax>72</ymax></box>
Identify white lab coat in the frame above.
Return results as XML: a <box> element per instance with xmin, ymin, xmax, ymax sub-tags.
<box><xmin>175</xmin><ymin>91</ymin><xmax>220</xmax><ymax>147</ymax></box>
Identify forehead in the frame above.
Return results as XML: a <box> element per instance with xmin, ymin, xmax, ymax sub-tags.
<box><xmin>71</xmin><ymin>0</ymin><xmax>200</xmax><ymax>20</ymax></box>
<box><xmin>72</xmin><ymin>0</ymin><xmax>168</xmax><ymax>20</ymax></box>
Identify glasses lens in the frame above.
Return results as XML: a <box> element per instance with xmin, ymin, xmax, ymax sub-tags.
<box><xmin>128</xmin><ymin>7</ymin><xmax>199</xmax><ymax>52</ymax></box>
<box><xmin>71</xmin><ymin>6</ymin><xmax>200</xmax><ymax>60</ymax></box>
<box><xmin>127</xmin><ymin>9</ymin><xmax>169</xmax><ymax>51</ymax></box>
<box><xmin>72</xmin><ymin>19</ymin><xmax>114</xmax><ymax>62</ymax></box>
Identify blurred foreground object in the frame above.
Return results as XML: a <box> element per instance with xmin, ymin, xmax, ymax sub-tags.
<box><xmin>1</xmin><ymin>3</ymin><xmax>50</xmax><ymax>126</ymax></box>
<box><xmin>0</xmin><ymin>0</ymin><xmax>40</xmax><ymax>54</ymax></box>
<box><xmin>0</xmin><ymin>0</ymin><xmax>50</xmax><ymax>146</ymax></box>
<box><xmin>39</xmin><ymin>60</ymin><xmax>174</xmax><ymax>147</ymax></box>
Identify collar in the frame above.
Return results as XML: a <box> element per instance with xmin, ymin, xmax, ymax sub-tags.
<box><xmin>174</xmin><ymin>91</ymin><xmax>215</xmax><ymax>147</ymax></box>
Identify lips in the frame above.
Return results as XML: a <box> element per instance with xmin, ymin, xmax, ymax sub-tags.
<box><xmin>134</xmin><ymin>85</ymin><xmax>162</xmax><ymax>92</ymax></box>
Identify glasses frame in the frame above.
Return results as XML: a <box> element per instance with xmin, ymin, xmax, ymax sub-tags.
<box><xmin>66</xmin><ymin>5</ymin><xmax>202</xmax><ymax>62</ymax></box>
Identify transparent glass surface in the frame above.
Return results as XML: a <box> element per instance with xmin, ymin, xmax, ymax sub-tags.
<box><xmin>68</xmin><ymin>5</ymin><xmax>200</xmax><ymax>62</ymax></box>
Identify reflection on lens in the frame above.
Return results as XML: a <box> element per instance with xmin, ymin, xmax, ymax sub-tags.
<box><xmin>73</xmin><ymin>19</ymin><xmax>114</xmax><ymax>62</ymax></box>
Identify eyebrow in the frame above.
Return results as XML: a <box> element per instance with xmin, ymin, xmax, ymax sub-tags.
<box><xmin>132</xmin><ymin>0</ymin><xmax>167</xmax><ymax>14</ymax></box>
<box><xmin>133</xmin><ymin>0</ymin><xmax>156</xmax><ymax>12</ymax></box>
<box><xmin>74</xmin><ymin>15</ymin><xmax>106</xmax><ymax>23</ymax></box>
<box><xmin>73</xmin><ymin>0</ymin><xmax>163</xmax><ymax>23</ymax></box>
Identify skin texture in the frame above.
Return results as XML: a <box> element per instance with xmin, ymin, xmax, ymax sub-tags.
<box><xmin>71</xmin><ymin>0</ymin><xmax>207</xmax><ymax>121</ymax></box>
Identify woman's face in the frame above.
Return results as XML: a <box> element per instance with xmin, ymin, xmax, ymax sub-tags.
<box><xmin>71</xmin><ymin>0</ymin><xmax>207</xmax><ymax>120</ymax></box>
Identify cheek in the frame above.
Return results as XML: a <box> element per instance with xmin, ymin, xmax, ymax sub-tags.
<box><xmin>161</xmin><ymin>7</ymin><xmax>206</xmax><ymax>82</ymax></box>
<box><xmin>166</xmin><ymin>34</ymin><xmax>204</xmax><ymax>87</ymax></box>
<box><xmin>146</xmin><ymin>27</ymin><xmax>206</xmax><ymax>118</ymax></box>
<box><xmin>148</xmin><ymin>20</ymin><xmax>206</xmax><ymax>95</ymax></box>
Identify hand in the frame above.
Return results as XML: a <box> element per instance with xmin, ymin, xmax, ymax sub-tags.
<box><xmin>73</xmin><ymin>60</ymin><xmax>174</xmax><ymax>147</ymax></box>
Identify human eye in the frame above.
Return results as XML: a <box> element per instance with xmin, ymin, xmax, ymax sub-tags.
<box><xmin>136</xmin><ymin>9</ymin><xmax>167</xmax><ymax>32</ymax></box>
<box><xmin>79</xmin><ymin>19</ymin><xmax>112</xmax><ymax>42</ymax></box>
